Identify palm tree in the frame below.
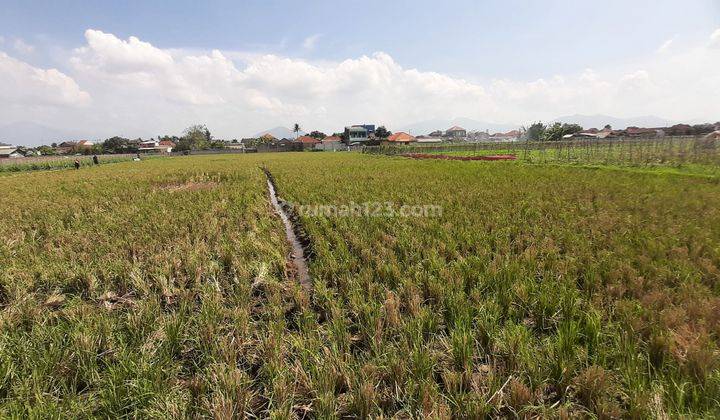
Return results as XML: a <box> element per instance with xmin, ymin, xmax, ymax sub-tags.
<box><xmin>293</xmin><ymin>123</ymin><xmax>301</xmax><ymax>140</ymax></box>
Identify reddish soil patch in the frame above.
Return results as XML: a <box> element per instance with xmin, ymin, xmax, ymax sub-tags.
<box><xmin>401</xmin><ymin>153</ymin><xmax>517</xmax><ymax>161</ymax></box>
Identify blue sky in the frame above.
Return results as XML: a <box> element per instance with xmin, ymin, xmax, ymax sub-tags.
<box><xmin>1</xmin><ymin>0</ymin><xmax>719</xmax><ymax>140</ymax></box>
<box><xmin>4</xmin><ymin>0</ymin><xmax>718</xmax><ymax>79</ymax></box>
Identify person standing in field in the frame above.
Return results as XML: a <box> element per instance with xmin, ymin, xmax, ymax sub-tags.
<box><xmin>93</xmin><ymin>155</ymin><xmax>99</xmax><ymax>165</ymax></box>
<box><xmin>74</xmin><ymin>159</ymin><xmax>80</xmax><ymax>170</ymax></box>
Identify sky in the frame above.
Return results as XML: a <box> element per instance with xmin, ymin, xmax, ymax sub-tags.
<box><xmin>0</xmin><ymin>0</ymin><xmax>719</xmax><ymax>140</ymax></box>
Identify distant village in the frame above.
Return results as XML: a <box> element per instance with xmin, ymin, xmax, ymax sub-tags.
<box><xmin>1</xmin><ymin>121</ymin><xmax>719</xmax><ymax>159</ymax></box>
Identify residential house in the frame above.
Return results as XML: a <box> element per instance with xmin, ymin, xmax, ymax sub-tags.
<box><xmin>159</xmin><ymin>140</ymin><xmax>176</xmax><ymax>152</ymax></box>
<box><xmin>344</xmin><ymin>125</ymin><xmax>370</xmax><ymax>144</ymax></box>
<box><xmin>223</xmin><ymin>141</ymin><xmax>245</xmax><ymax>150</ymax></box>
<box><xmin>415</xmin><ymin>135</ymin><xmax>443</xmax><ymax>144</ymax></box>
<box><xmin>315</xmin><ymin>135</ymin><xmax>345</xmax><ymax>151</ymax></box>
<box><xmin>563</xmin><ymin>133</ymin><xmax>591</xmax><ymax>139</ymax></box>
<box><xmin>566</xmin><ymin>127</ymin><xmax>616</xmax><ymax>139</ymax></box>
<box><xmin>704</xmin><ymin>130</ymin><xmax>720</xmax><ymax>140</ymax></box>
<box><xmin>0</xmin><ymin>143</ymin><xmax>20</xmax><ymax>158</ymax></box>
<box><xmin>56</xmin><ymin>141</ymin><xmax>77</xmax><ymax>154</ymax></box>
<box><xmin>428</xmin><ymin>130</ymin><xmax>444</xmax><ymax>137</ymax></box>
<box><xmin>624</xmin><ymin>127</ymin><xmax>663</xmax><ymax>138</ymax></box>
<box><xmin>467</xmin><ymin>130</ymin><xmax>490</xmax><ymax>142</ymax></box>
<box><xmin>77</xmin><ymin>140</ymin><xmax>94</xmax><ymax>148</ymax></box>
<box><xmin>138</xmin><ymin>139</ymin><xmax>175</xmax><ymax>153</ymax></box>
<box><xmin>445</xmin><ymin>126</ymin><xmax>467</xmax><ymax>139</ymax></box>
<box><xmin>490</xmin><ymin>130</ymin><xmax>520</xmax><ymax>142</ymax></box>
<box><xmin>384</xmin><ymin>132</ymin><xmax>417</xmax><ymax>144</ymax></box>
<box><xmin>343</xmin><ymin>124</ymin><xmax>377</xmax><ymax>145</ymax></box>
<box><xmin>269</xmin><ymin>138</ymin><xmax>302</xmax><ymax>151</ymax></box>
<box><xmin>296</xmin><ymin>135</ymin><xmax>321</xmax><ymax>150</ymax></box>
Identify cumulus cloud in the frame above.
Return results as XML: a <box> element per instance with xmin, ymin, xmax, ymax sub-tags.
<box><xmin>3</xmin><ymin>28</ymin><xmax>720</xmax><ymax>139</ymax></box>
<box><xmin>710</xmin><ymin>28</ymin><xmax>720</xmax><ymax>48</ymax></box>
<box><xmin>0</xmin><ymin>51</ymin><xmax>90</xmax><ymax>107</ymax></box>
<box><xmin>302</xmin><ymin>34</ymin><xmax>322</xmax><ymax>50</ymax></box>
<box><xmin>12</xmin><ymin>38</ymin><xmax>35</xmax><ymax>54</ymax></box>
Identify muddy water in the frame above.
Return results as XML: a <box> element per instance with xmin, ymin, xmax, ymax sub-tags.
<box><xmin>266</xmin><ymin>176</ymin><xmax>312</xmax><ymax>291</ymax></box>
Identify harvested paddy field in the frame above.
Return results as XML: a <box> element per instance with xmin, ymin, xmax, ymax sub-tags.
<box><xmin>1</xmin><ymin>153</ymin><xmax>719</xmax><ymax>417</ymax></box>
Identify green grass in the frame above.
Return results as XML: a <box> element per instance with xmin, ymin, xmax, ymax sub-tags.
<box><xmin>1</xmin><ymin>153</ymin><xmax>719</xmax><ymax>417</ymax></box>
<box><xmin>404</xmin><ymin>150</ymin><xmax>720</xmax><ymax>179</ymax></box>
<box><xmin>0</xmin><ymin>154</ymin><xmax>148</xmax><ymax>174</ymax></box>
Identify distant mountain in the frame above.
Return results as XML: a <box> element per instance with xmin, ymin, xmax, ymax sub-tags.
<box><xmin>550</xmin><ymin>114</ymin><xmax>676</xmax><ymax>130</ymax></box>
<box><xmin>252</xmin><ymin>126</ymin><xmax>305</xmax><ymax>139</ymax></box>
<box><xmin>400</xmin><ymin>118</ymin><xmax>518</xmax><ymax>135</ymax></box>
<box><xmin>0</xmin><ymin>122</ymin><xmax>87</xmax><ymax>147</ymax></box>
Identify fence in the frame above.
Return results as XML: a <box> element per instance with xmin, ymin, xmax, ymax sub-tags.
<box><xmin>363</xmin><ymin>136</ymin><xmax>720</xmax><ymax>167</ymax></box>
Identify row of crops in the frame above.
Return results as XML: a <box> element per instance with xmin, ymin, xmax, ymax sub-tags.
<box><xmin>0</xmin><ymin>153</ymin><xmax>142</xmax><ymax>173</ymax></box>
<box><xmin>365</xmin><ymin>135</ymin><xmax>720</xmax><ymax>167</ymax></box>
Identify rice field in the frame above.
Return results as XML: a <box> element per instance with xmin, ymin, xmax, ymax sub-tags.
<box><xmin>0</xmin><ymin>154</ymin><xmax>143</xmax><ymax>173</ymax></box>
<box><xmin>1</xmin><ymin>152</ymin><xmax>719</xmax><ymax>417</ymax></box>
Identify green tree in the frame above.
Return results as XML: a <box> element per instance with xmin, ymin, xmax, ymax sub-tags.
<box><xmin>102</xmin><ymin>136</ymin><xmax>132</xmax><ymax>154</ymax></box>
<box><xmin>375</xmin><ymin>126</ymin><xmax>391</xmax><ymax>139</ymax></box>
<box><xmin>543</xmin><ymin>123</ymin><xmax>584</xmax><ymax>141</ymax></box>
<box><xmin>309</xmin><ymin>130</ymin><xmax>326</xmax><ymax>139</ymax></box>
<box><xmin>177</xmin><ymin>125</ymin><xmax>211</xmax><ymax>151</ymax></box>
<box><xmin>293</xmin><ymin>123</ymin><xmax>301</xmax><ymax>140</ymax></box>
<box><xmin>37</xmin><ymin>145</ymin><xmax>57</xmax><ymax>155</ymax></box>
<box><xmin>210</xmin><ymin>139</ymin><xmax>226</xmax><ymax>149</ymax></box>
<box><xmin>563</xmin><ymin>124</ymin><xmax>583</xmax><ymax>135</ymax></box>
<box><xmin>525</xmin><ymin>122</ymin><xmax>546</xmax><ymax>141</ymax></box>
<box><xmin>543</xmin><ymin>122</ymin><xmax>565</xmax><ymax>142</ymax></box>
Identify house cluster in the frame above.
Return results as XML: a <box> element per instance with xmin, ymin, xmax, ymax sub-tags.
<box><xmin>0</xmin><ymin>138</ymin><xmax>181</xmax><ymax>159</ymax></box>
<box><xmin>55</xmin><ymin>140</ymin><xmax>95</xmax><ymax>154</ymax></box>
<box><xmin>0</xmin><ymin>142</ymin><xmax>23</xmax><ymax>158</ymax></box>
<box><xmin>241</xmin><ymin>124</ymin><xmax>525</xmax><ymax>151</ymax></box>
<box><xmin>1</xmin><ymin>140</ymin><xmax>98</xmax><ymax>158</ymax></box>
<box><xmin>563</xmin><ymin>123</ymin><xmax>720</xmax><ymax>140</ymax></box>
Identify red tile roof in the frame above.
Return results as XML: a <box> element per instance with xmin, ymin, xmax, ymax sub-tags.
<box><xmin>447</xmin><ymin>126</ymin><xmax>466</xmax><ymax>132</ymax></box>
<box><xmin>296</xmin><ymin>135</ymin><xmax>320</xmax><ymax>144</ymax></box>
<box><xmin>322</xmin><ymin>135</ymin><xmax>342</xmax><ymax>142</ymax></box>
<box><xmin>386</xmin><ymin>132</ymin><xmax>416</xmax><ymax>142</ymax></box>
<box><xmin>625</xmin><ymin>127</ymin><xmax>657</xmax><ymax>135</ymax></box>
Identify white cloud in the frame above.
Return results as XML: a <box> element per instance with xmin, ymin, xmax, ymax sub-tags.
<box><xmin>710</xmin><ymin>28</ymin><xmax>720</xmax><ymax>48</ymax></box>
<box><xmin>12</xmin><ymin>38</ymin><xmax>35</xmax><ymax>54</ymax></box>
<box><xmin>0</xmin><ymin>51</ymin><xmax>90</xmax><ymax>107</ymax></box>
<box><xmin>302</xmin><ymin>34</ymin><xmax>322</xmax><ymax>50</ymax></box>
<box><xmin>657</xmin><ymin>38</ymin><xmax>674</xmax><ymax>53</ymax></box>
<box><xmin>3</xmin><ymin>28</ymin><xmax>720</xmax><ymax>139</ymax></box>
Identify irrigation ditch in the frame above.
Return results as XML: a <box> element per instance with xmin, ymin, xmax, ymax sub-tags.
<box><xmin>262</xmin><ymin>167</ymin><xmax>314</xmax><ymax>292</ymax></box>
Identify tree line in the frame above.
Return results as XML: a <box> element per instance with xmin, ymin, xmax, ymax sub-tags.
<box><xmin>31</xmin><ymin>125</ymin><xmax>228</xmax><ymax>155</ymax></box>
